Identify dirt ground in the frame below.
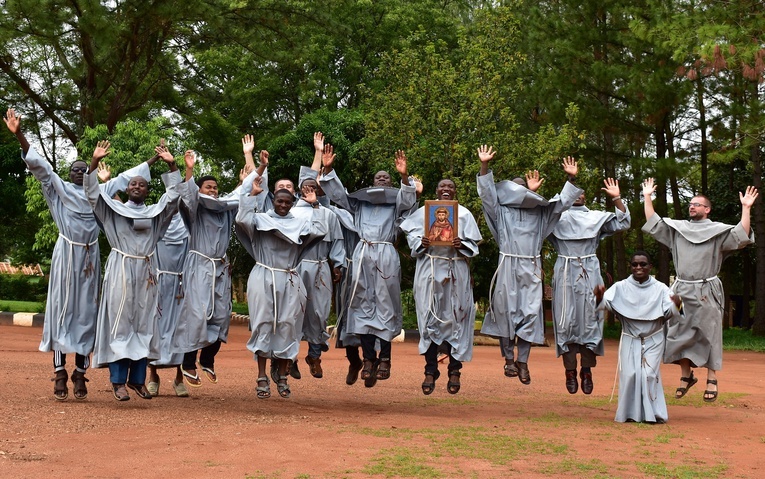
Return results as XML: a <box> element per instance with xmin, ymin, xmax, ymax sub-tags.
<box><xmin>1</xmin><ymin>323</ymin><xmax>764</xmax><ymax>479</ymax></box>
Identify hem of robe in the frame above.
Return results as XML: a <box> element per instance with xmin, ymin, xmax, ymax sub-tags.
<box><xmin>554</xmin><ymin>340</ymin><xmax>604</xmax><ymax>357</ymax></box>
<box><xmin>38</xmin><ymin>341</ymin><xmax>94</xmax><ymax>357</ymax></box>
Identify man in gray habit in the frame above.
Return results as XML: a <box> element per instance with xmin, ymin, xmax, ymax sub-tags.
<box><xmin>477</xmin><ymin>145</ymin><xmax>582</xmax><ymax>384</ymax></box>
<box><xmin>319</xmin><ymin>149</ymin><xmax>417</xmax><ymax>387</ymax></box>
<box><xmin>3</xmin><ymin>108</ymin><xmax>152</xmax><ymax>401</ymax></box>
<box><xmin>86</xmin><ymin>140</ymin><xmax>184</xmax><ymax>401</ymax></box>
<box><xmin>642</xmin><ymin>178</ymin><xmax>757</xmax><ymax>402</ymax></box>
<box><xmin>548</xmin><ymin>178</ymin><xmax>630</xmax><ymax>394</ymax></box>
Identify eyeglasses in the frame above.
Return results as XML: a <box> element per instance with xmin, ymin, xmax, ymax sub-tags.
<box><xmin>689</xmin><ymin>202</ymin><xmax>709</xmax><ymax>208</ymax></box>
<box><xmin>70</xmin><ymin>167</ymin><xmax>87</xmax><ymax>173</ymax></box>
<box><xmin>630</xmin><ymin>262</ymin><xmax>649</xmax><ymax>268</ymax></box>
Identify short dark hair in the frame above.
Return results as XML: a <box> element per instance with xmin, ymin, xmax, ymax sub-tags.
<box><xmin>630</xmin><ymin>250</ymin><xmax>652</xmax><ymax>264</ymax></box>
<box><xmin>273</xmin><ymin>188</ymin><xmax>295</xmax><ymax>200</ymax></box>
<box><xmin>691</xmin><ymin>194</ymin><xmax>712</xmax><ymax>208</ymax></box>
<box><xmin>196</xmin><ymin>175</ymin><xmax>218</xmax><ymax>188</ymax></box>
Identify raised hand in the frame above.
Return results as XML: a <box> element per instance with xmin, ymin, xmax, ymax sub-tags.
<box><xmin>602</xmin><ymin>178</ymin><xmax>621</xmax><ymax>198</ymax></box>
<box><xmin>394</xmin><ymin>150</ymin><xmax>408</xmax><ymax>176</ymax></box>
<box><xmin>642</xmin><ymin>178</ymin><xmax>656</xmax><ymax>197</ymax></box>
<box><xmin>3</xmin><ymin>108</ymin><xmax>20</xmax><ymax>134</ymax></box>
<box><xmin>155</xmin><ymin>145</ymin><xmax>174</xmax><ymax>163</ymax></box>
<box><xmin>526</xmin><ymin>170</ymin><xmax>544</xmax><ymax>192</ymax></box>
<box><xmin>313</xmin><ymin>132</ymin><xmax>325</xmax><ymax>152</ymax></box>
<box><xmin>250</xmin><ymin>175</ymin><xmax>264</xmax><ymax>196</ymax></box>
<box><xmin>184</xmin><ymin>150</ymin><xmax>196</xmax><ymax>170</ymax></box>
<box><xmin>242</xmin><ymin>134</ymin><xmax>255</xmax><ymax>155</ymax></box>
<box><xmin>477</xmin><ymin>145</ymin><xmax>495</xmax><ymax>164</ymax></box>
<box><xmin>740</xmin><ymin>186</ymin><xmax>759</xmax><ymax>208</ymax></box>
<box><xmin>322</xmin><ymin>144</ymin><xmax>335</xmax><ymax>171</ymax></box>
<box><xmin>97</xmin><ymin>161</ymin><xmax>112</xmax><ymax>182</ymax></box>
<box><xmin>259</xmin><ymin>149</ymin><xmax>269</xmax><ymax>167</ymax></box>
<box><xmin>303</xmin><ymin>184</ymin><xmax>318</xmax><ymax>204</ymax></box>
<box><xmin>561</xmin><ymin>156</ymin><xmax>578</xmax><ymax>178</ymax></box>
<box><xmin>410</xmin><ymin>175</ymin><xmax>423</xmax><ymax>196</ymax></box>
<box><xmin>93</xmin><ymin>140</ymin><xmax>111</xmax><ymax>162</ymax></box>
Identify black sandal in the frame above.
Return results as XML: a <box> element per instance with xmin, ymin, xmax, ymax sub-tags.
<box><xmin>376</xmin><ymin>359</ymin><xmax>391</xmax><ymax>380</ymax></box>
<box><xmin>503</xmin><ymin>360</ymin><xmax>518</xmax><ymax>378</ymax></box>
<box><xmin>703</xmin><ymin>379</ymin><xmax>718</xmax><ymax>403</ymax></box>
<box><xmin>447</xmin><ymin>370</ymin><xmax>461</xmax><ymax>394</ymax></box>
<box><xmin>71</xmin><ymin>370</ymin><xmax>89</xmax><ymax>400</ymax></box>
<box><xmin>52</xmin><ymin>369</ymin><xmax>68</xmax><ymax>401</ymax></box>
<box><xmin>675</xmin><ymin>370</ymin><xmax>698</xmax><ymax>399</ymax></box>
<box><xmin>421</xmin><ymin>370</ymin><xmax>440</xmax><ymax>395</ymax></box>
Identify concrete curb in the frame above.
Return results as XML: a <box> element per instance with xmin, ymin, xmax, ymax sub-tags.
<box><xmin>0</xmin><ymin>311</ymin><xmax>45</xmax><ymax>327</ymax></box>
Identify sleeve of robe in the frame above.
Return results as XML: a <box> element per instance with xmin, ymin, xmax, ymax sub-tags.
<box><xmin>599</xmin><ymin>205</ymin><xmax>631</xmax><ymax>239</ymax></box>
<box><xmin>721</xmin><ymin>223</ymin><xmax>755</xmax><ymax>252</ymax></box>
<box><xmin>152</xmin><ymin>171</ymin><xmax>183</xmax><ymax>239</ymax></box>
<box><xmin>179</xmin><ymin>176</ymin><xmax>202</xmax><ymax>226</ymax></box>
<box><xmin>539</xmin><ymin>181</ymin><xmax>584</xmax><ymax>239</ymax></box>
<box><xmin>83</xmin><ymin>169</ymin><xmax>112</xmax><ymax>222</ymax></box>
<box><xmin>235</xmin><ymin>193</ymin><xmax>259</xmax><ymax>250</ymax></box>
<box><xmin>476</xmin><ymin>170</ymin><xmax>500</xmax><ymax>240</ymax></box>
<box><xmin>326</xmin><ymin>212</ymin><xmax>347</xmax><ymax>271</ymax></box>
<box><xmin>319</xmin><ymin>169</ymin><xmax>356</xmax><ymax>213</ymax></box>
<box><xmin>395</xmin><ymin>178</ymin><xmax>418</xmax><ymax>224</ymax></box>
<box><xmin>642</xmin><ymin>213</ymin><xmax>673</xmax><ymax>247</ymax></box>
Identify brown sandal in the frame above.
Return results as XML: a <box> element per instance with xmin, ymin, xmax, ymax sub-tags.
<box><xmin>52</xmin><ymin>369</ymin><xmax>68</xmax><ymax>401</ymax></box>
<box><xmin>703</xmin><ymin>379</ymin><xmax>718</xmax><ymax>403</ymax></box>
<box><xmin>376</xmin><ymin>359</ymin><xmax>391</xmax><ymax>380</ymax></box>
<box><xmin>675</xmin><ymin>371</ymin><xmax>698</xmax><ymax>399</ymax></box>
<box><xmin>71</xmin><ymin>370</ymin><xmax>89</xmax><ymax>400</ymax></box>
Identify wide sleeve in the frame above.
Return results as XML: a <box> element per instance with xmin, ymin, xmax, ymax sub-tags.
<box><xmin>83</xmin><ymin>169</ymin><xmax>110</xmax><ymax>222</ymax></box>
<box><xmin>152</xmin><ymin>171</ymin><xmax>183</xmax><ymax>236</ymax></box>
<box><xmin>102</xmin><ymin>160</ymin><xmax>152</xmax><ymax>198</ymax></box>
<box><xmin>180</xmin><ymin>176</ymin><xmax>201</xmax><ymax>223</ymax></box>
<box><xmin>235</xmin><ymin>193</ymin><xmax>259</xmax><ymax>259</ymax></box>
<box><xmin>456</xmin><ymin>208</ymin><xmax>482</xmax><ymax>258</ymax></box>
<box><xmin>395</xmin><ymin>178</ymin><xmax>417</xmax><ymax>217</ymax></box>
<box><xmin>641</xmin><ymin>213</ymin><xmax>673</xmax><ymax>248</ymax></box>
<box><xmin>599</xmin><ymin>206</ymin><xmax>631</xmax><ymax>239</ymax></box>
<box><xmin>476</xmin><ymin>171</ymin><xmax>500</xmax><ymax>240</ymax></box>
<box><xmin>540</xmin><ymin>181</ymin><xmax>584</xmax><ymax>239</ymax></box>
<box><xmin>327</xmin><ymin>213</ymin><xmax>347</xmax><ymax>270</ymax></box>
<box><xmin>21</xmin><ymin>146</ymin><xmax>57</xmax><ymax>186</ymax></box>
<box><xmin>720</xmin><ymin>222</ymin><xmax>755</xmax><ymax>252</ymax></box>
<box><xmin>319</xmin><ymin>170</ymin><xmax>355</xmax><ymax>213</ymax></box>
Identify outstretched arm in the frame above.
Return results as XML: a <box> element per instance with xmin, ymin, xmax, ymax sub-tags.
<box><xmin>477</xmin><ymin>145</ymin><xmax>495</xmax><ymax>176</ymax></box>
<box><xmin>257</xmin><ymin>149</ymin><xmax>269</xmax><ymax>177</ymax></box>
<box><xmin>97</xmin><ymin>161</ymin><xmax>112</xmax><ymax>183</ymax></box>
<box><xmin>311</xmin><ymin>132</ymin><xmax>324</xmax><ymax>172</ymax></box>
<box><xmin>184</xmin><ymin>150</ymin><xmax>196</xmax><ymax>182</ymax></box>
<box><xmin>642</xmin><ymin>178</ymin><xmax>657</xmax><ymax>220</ymax></box>
<box><xmin>602</xmin><ymin>178</ymin><xmax>626</xmax><ymax>212</ymax></box>
<box><xmin>3</xmin><ymin>108</ymin><xmax>30</xmax><ymax>154</ymax></box>
<box><xmin>740</xmin><ymin>185</ymin><xmax>759</xmax><ymax>236</ymax></box>
<box><xmin>156</xmin><ymin>145</ymin><xmax>178</xmax><ymax>173</ymax></box>
<box><xmin>242</xmin><ymin>135</ymin><xmax>257</xmax><ymax>175</ymax></box>
<box><xmin>89</xmin><ymin>140</ymin><xmax>111</xmax><ymax>173</ymax></box>
<box><xmin>526</xmin><ymin>170</ymin><xmax>544</xmax><ymax>192</ymax></box>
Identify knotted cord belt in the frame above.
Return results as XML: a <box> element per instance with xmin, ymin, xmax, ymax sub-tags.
<box><xmin>424</xmin><ymin>253</ymin><xmax>466</xmax><ymax>324</ymax></box>
<box><xmin>557</xmin><ymin>254</ymin><xmax>596</xmax><ymax>327</ymax></box>
<box><xmin>348</xmin><ymin>240</ymin><xmax>393</xmax><ymax>310</ymax></box>
<box><xmin>189</xmin><ymin>249</ymin><xmax>226</xmax><ymax>321</ymax></box>
<box><xmin>610</xmin><ymin>327</ymin><xmax>664</xmax><ymax>403</ymax></box>
<box><xmin>110</xmin><ymin>248</ymin><xmax>155</xmax><ymax>336</ymax></box>
<box><xmin>487</xmin><ymin>252</ymin><xmax>540</xmax><ymax>322</ymax></box>
<box><xmin>57</xmin><ymin>233</ymin><xmax>98</xmax><ymax>326</ymax></box>
<box><xmin>254</xmin><ymin>262</ymin><xmax>300</xmax><ymax>333</ymax></box>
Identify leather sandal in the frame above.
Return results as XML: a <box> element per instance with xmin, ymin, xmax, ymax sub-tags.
<box><xmin>127</xmin><ymin>383</ymin><xmax>153</xmax><ymax>400</ymax></box>
<box><xmin>516</xmin><ymin>361</ymin><xmax>531</xmax><ymax>385</ymax></box>
<box><xmin>703</xmin><ymin>379</ymin><xmax>718</xmax><ymax>403</ymax></box>
<box><xmin>277</xmin><ymin>375</ymin><xmax>291</xmax><ymax>398</ymax></box>
<box><xmin>675</xmin><ymin>370</ymin><xmax>698</xmax><ymax>399</ymax></box>
<box><xmin>421</xmin><ymin>370</ymin><xmax>440</xmax><ymax>395</ymax></box>
<box><xmin>376</xmin><ymin>359</ymin><xmax>391</xmax><ymax>380</ymax></box>
<box><xmin>52</xmin><ymin>369</ymin><xmax>69</xmax><ymax>401</ymax></box>
<box><xmin>504</xmin><ymin>360</ymin><xmax>518</xmax><ymax>378</ymax></box>
<box><xmin>71</xmin><ymin>370</ymin><xmax>89</xmax><ymax>400</ymax></box>
<box><xmin>364</xmin><ymin>360</ymin><xmax>379</xmax><ymax>388</ymax></box>
<box><xmin>256</xmin><ymin>376</ymin><xmax>271</xmax><ymax>399</ymax></box>
<box><xmin>112</xmin><ymin>383</ymin><xmax>130</xmax><ymax>401</ymax></box>
<box><xmin>447</xmin><ymin>370</ymin><xmax>461</xmax><ymax>395</ymax></box>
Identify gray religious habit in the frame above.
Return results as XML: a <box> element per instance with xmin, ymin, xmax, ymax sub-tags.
<box><xmin>319</xmin><ymin>170</ymin><xmax>417</xmax><ymax>342</ymax></box>
<box><xmin>400</xmin><ymin>204</ymin><xmax>482</xmax><ymax>361</ymax></box>
<box><xmin>477</xmin><ymin>170</ymin><xmax>582</xmax><ymax>344</ymax></box>
<box><xmin>601</xmin><ymin>275</ymin><xmax>679</xmax><ymax>423</ymax></box>
<box><xmin>643</xmin><ymin>214</ymin><xmax>753</xmax><ymax>370</ymax></box>
<box><xmin>236</xmin><ymin>194</ymin><xmax>327</xmax><ymax>360</ymax></box>
<box><xmin>84</xmin><ymin>169</ymin><xmax>184</xmax><ymax>368</ymax></box>
<box><xmin>170</xmin><ymin>173</ymin><xmax>253</xmax><ymax>355</ymax></box>
<box><xmin>27</xmin><ymin>146</ymin><xmax>149</xmax><ymax>357</ymax></box>
<box><xmin>548</xmin><ymin>204</ymin><xmax>630</xmax><ymax>358</ymax></box>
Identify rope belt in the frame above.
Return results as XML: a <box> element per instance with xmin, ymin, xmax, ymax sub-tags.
<box><xmin>111</xmin><ymin>248</ymin><xmax>155</xmax><ymax>336</ymax></box>
<box><xmin>348</xmin><ymin>240</ymin><xmax>393</xmax><ymax>310</ymax></box>
<box><xmin>488</xmin><ymin>252</ymin><xmax>540</xmax><ymax>322</ymax></box>
<box><xmin>673</xmin><ymin>275</ymin><xmax>719</xmax><ymax>285</ymax></box>
<box><xmin>189</xmin><ymin>250</ymin><xmax>226</xmax><ymax>321</ymax></box>
<box><xmin>156</xmin><ymin>269</ymin><xmax>184</xmax><ymax>306</ymax></box>
<box><xmin>254</xmin><ymin>262</ymin><xmax>299</xmax><ymax>333</ymax></box>
<box><xmin>425</xmin><ymin>253</ymin><xmax>466</xmax><ymax>324</ymax></box>
<box><xmin>57</xmin><ymin>233</ymin><xmax>98</xmax><ymax>326</ymax></box>
<box><xmin>557</xmin><ymin>254</ymin><xmax>597</xmax><ymax>327</ymax></box>
<box><xmin>610</xmin><ymin>327</ymin><xmax>664</xmax><ymax>403</ymax></box>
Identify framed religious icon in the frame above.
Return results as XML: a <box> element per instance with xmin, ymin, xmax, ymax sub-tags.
<box><xmin>424</xmin><ymin>200</ymin><xmax>458</xmax><ymax>246</ymax></box>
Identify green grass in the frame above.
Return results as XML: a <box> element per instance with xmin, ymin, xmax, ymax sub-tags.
<box><xmin>635</xmin><ymin>461</ymin><xmax>727</xmax><ymax>478</ymax></box>
<box><xmin>537</xmin><ymin>457</ymin><xmax>610</xmax><ymax>475</ymax></box>
<box><xmin>0</xmin><ymin>299</ymin><xmax>45</xmax><ymax>313</ymax></box>
<box><xmin>722</xmin><ymin>327</ymin><xmax>765</xmax><ymax>352</ymax></box>
<box><xmin>363</xmin><ymin>448</ymin><xmax>441</xmax><ymax>478</ymax></box>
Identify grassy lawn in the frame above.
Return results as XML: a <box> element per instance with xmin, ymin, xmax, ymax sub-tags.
<box><xmin>0</xmin><ymin>299</ymin><xmax>45</xmax><ymax>313</ymax></box>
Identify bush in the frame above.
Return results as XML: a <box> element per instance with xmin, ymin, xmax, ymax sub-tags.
<box><xmin>0</xmin><ymin>274</ymin><xmax>48</xmax><ymax>302</ymax></box>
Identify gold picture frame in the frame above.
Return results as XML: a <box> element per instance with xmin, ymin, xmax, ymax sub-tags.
<box><xmin>424</xmin><ymin>200</ymin><xmax>458</xmax><ymax>246</ymax></box>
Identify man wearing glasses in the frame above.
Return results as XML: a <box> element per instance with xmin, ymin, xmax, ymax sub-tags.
<box><xmin>642</xmin><ymin>178</ymin><xmax>757</xmax><ymax>402</ymax></box>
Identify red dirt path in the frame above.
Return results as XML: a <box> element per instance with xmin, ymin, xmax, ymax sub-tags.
<box><xmin>1</xmin><ymin>323</ymin><xmax>764</xmax><ymax>478</ymax></box>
